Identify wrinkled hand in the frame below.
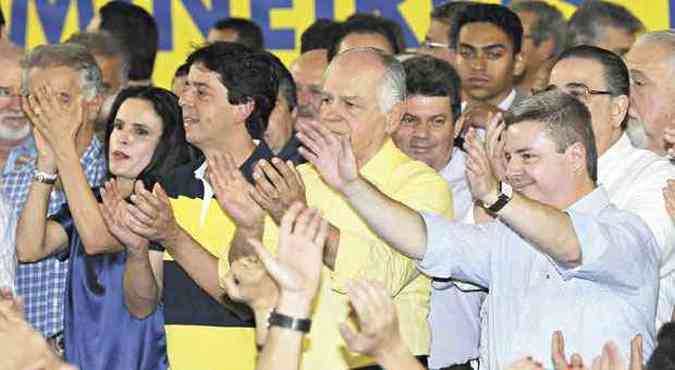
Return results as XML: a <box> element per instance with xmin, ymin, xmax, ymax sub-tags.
<box><xmin>249</xmin><ymin>203</ymin><xmax>328</xmax><ymax>315</ymax></box>
<box><xmin>207</xmin><ymin>152</ymin><xmax>266</xmax><ymax>230</ymax></box>
<box><xmin>663</xmin><ymin>179</ymin><xmax>675</xmax><ymax>223</ymax></box>
<box><xmin>125</xmin><ymin>181</ymin><xmax>181</xmax><ymax>244</ymax></box>
<box><xmin>455</xmin><ymin>102</ymin><xmax>503</xmax><ymax>139</ymax></box>
<box><xmin>23</xmin><ymin>84</ymin><xmax>87</xmax><ymax>148</ymax></box>
<box><xmin>465</xmin><ymin>127</ymin><xmax>499</xmax><ymax>203</ymax></box>
<box><xmin>339</xmin><ymin>280</ymin><xmax>404</xmax><ymax>360</ymax></box>
<box><xmin>297</xmin><ymin>120</ymin><xmax>359</xmax><ymax>194</ymax></box>
<box><xmin>0</xmin><ymin>289</ymin><xmax>76</xmax><ymax>370</ymax></box>
<box><xmin>253</xmin><ymin>158</ymin><xmax>307</xmax><ymax>225</ymax></box>
<box><xmin>100</xmin><ymin>179</ymin><xmax>149</xmax><ymax>254</ymax></box>
<box><xmin>30</xmin><ymin>127</ymin><xmax>57</xmax><ymax>174</ymax></box>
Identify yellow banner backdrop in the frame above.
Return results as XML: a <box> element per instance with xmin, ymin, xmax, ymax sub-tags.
<box><xmin>1</xmin><ymin>0</ymin><xmax>673</xmax><ymax>89</ymax></box>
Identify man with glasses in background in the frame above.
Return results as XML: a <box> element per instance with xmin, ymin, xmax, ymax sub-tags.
<box><xmin>419</xmin><ymin>2</ymin><xmax>474</xmax><ymax>65</ymax></box>
<box><xmin>548</xmin><ymin>45</ymin><xmax>675</xmax><ymax>330</ymax></box>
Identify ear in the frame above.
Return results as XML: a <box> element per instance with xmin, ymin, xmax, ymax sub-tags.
<box><xmin>564</xmin><ymin>142</ymin><xmax>588</xmax><ymax>176</ymax></box>
<box><xmin>512</xmin><ymin>52</ymin><xmax>526</xmax><ymax>78</ymax></box>
<box><xmin>384</xmin><ymin>101</ymin><xmax>405</xmax><ymax>134</ymax></box>
<box><xmin>610</xmin><ymin>95</ymin><xmax>630</xmax><ymax>129</ymax></box>
<box><xmin>234</xmin><ymin>100</ymin><xmax>256</xmax><ymax>126</ymax></box>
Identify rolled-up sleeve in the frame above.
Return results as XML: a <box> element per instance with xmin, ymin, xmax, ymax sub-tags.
<box><xmin>418</xmin><ymin>212</ymin><xmax>497</xmax><ymax>289</ymax></box>
<box><xmin>553</xmin><ymin>209</ymin><xmax>660</xmax><ymax>291</ymax></box>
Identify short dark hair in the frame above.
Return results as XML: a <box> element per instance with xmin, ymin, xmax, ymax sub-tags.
<box><xmin>557</xmin><ymin>45</ymin><xmax>630</xmax><ymax>98</ymax></box>
<box><xmin>185</xmin><ymin>42</ymin><xmax>279</xmax><ymax>140</ymax></box>
<box><xmin>105</xmin><ymin>86</ymin><xmax>197</xmax><ymax>188</ymax></box>
<box><xmin>403</xmin><ymin>55</ymin><xmax>461</xmax><ymax>122</ymax></box>
<box><xmin>431</xmin><ymin>1</ymin><xmax>475</xmax><ymax>25</ymax></box>
<box><xmin>328</xmin><ymin>14</ymin><xmax>401</xmax><ymax>62</ymax></box>
<box><xmin>99</xmin><ymin>1</ymin><xmax>158</xmax><ymax>81</ymax></box>
<box><xmin>567</xmin><ymin>1</ymin><xmax>644</xmax><ymax>50</ymax></box>
<box><xmin>647</xmin><ymin>322</ymin><xmax>675</xmax><ymax>370</ymax></box>
<box><xmin>301</xmin><ymin>19</ymin><xmax>343</xmax><ymax>53</ymax></box>
<box><xmin>450</xmin><ymin>3</ymin><xmax>523</xmax><ymax>54</ymax></box>
<box><xmin>511</xmin><ymin>1</ymin><xmax>567</xmax><ymax>58</ymax></box>
<box><xmin>173</xmin><ymin>63</ymin><xmax>189</xmax><ymax>79</ymax></box>
<box><xmin>212</xmin><ymin>17</ymin><xmax>264</xmax><ymax>50</ymax></box>
<box><xmin>506</xmin><ymin>89</ymin><xmax>598</xmax><ymax>182</ymax></box>
<box><xmin>265</xmin><ymin>52</ymin><xmax>297</xmax><ymax>111</ymax></box>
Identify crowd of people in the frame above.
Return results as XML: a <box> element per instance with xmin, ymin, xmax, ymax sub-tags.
<box><xmin>0</xmin><ymin>0</ymin><xmax>674</xmax><ymax>369</ymax></box>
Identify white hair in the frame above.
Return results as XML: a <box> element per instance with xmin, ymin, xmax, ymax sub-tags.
<box><xmin>633</xmin><ymin>30</ymin><xmax>675</xmax><ymax>71</ymax></box>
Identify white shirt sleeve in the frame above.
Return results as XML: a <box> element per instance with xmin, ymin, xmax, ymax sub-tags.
<box><xmin>0</xmin><ymin>198</ymin><xmax>16</xmax><ymax>292</ymax></box>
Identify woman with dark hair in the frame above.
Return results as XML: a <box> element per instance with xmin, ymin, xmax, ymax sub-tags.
<box><xmin>16</xmin><ymin>86</ymin><xmax>196</xmax><ymax>370</ymax></box>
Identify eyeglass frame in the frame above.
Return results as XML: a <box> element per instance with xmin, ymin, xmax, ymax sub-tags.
<box><xmin>532</xmin><ymin>83</ymin><xmax>612</xmax><ymax>101</ymax></box>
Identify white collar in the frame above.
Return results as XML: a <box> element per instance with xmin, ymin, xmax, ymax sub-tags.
<box><xmin>193</xmin><ymin>161</ymin><xmax>214</xmax><ymax>227</ymax></box>
<box><xmin>460</xmin><ymin>89</ymin><xmax>517</xmax><ymax>112</ymax></box>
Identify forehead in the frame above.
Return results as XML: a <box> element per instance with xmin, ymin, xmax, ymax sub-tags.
<box><xmin>290</xmin><ymin>52</ymin><xmax>327</xmax><ymax>85</ymax></box>
<box><xmin>626</xmin><ymin>41</ymin><xmax>674</xmax><ymax>76</ymax></box>
<box><xmin>405</xmin><ymin>95</ymin><xmax>452</xmax><ymax>116</ymax></box>
<box><xmin>339</xmin><ymin>33</ymin><xmax>394</xmax><ymax>55</ymax></box>
<box><xmin>504</xmin><ymin>120</ymin><xmax>552</xmax><ymax>150</ymax></box>
<box><xmin>323</xmin><ymin>52</ymin><xmax>385</xmax><ymax>97</ymax></box>
<box><xmin>27</xmin><ymin>65</ymin><xmax>81</xmax><ymax>90</ymax></box>
<box><xmin>515</xmin><ymin>11</ymin><xmax>537</xmax><ymax>34</ymax></box>
<box><xmin>207</xmin><ymin>28</ymin><xmax>239</xmax><ymax>43</ymax></box>
<box><xmin>459</xmin><ymin>22</ymin><xmax>513</xmax><ymax>49</ymax></box>
<box><xmin>187</xmin><ymin>63</ymin><xmax>226</xmax><ymax>89</ymax></box>
<box><xmin>550</xmin><ymin>57</ymin><xmax>606</xmax><ymax>87</ymax></box>
<box><xmin>0</xmin><ymin>57</ymin><xmax>22</xmax><ymax>86</ymax></box>
<box><xmin>427</xmin><ymin>20</ymin><xmax>450</xmax><ymax>43</ymax></box>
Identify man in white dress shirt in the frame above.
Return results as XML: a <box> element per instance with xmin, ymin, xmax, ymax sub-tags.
<box><xmin>549</xmin><ymin>45</ymin><xmax>675</xmax><ymax>328</ymax></box>
<box><xmin>304</xmin><ymin>87</ymin><xmax>659</xmax><ymax>369</ymax></box>
<box><xmin>393</xmin><ymin>55</ymin><xmax>482</xmax><ymax>370</ymax></box>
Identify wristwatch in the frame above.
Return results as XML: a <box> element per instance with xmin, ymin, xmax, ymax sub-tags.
<box><xmin>482</xmin><ymin>181</ymin><xmax>513</xmax><ymax>213</ymax></box>
<box><xmin>268</xmin><ymin>310</ymin><xmax>312</xmax><ymax>333</ymax></box>
<box><xmin>33</xmin><ymin>170</ymin><xmax>58</xmax><ymax>185</ymax></box>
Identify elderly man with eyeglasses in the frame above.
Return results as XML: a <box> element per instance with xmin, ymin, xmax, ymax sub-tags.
<box><xmin>548</xmin><ymin>45</ymin><xmax>675</xmax><ymax>331</ymax></box>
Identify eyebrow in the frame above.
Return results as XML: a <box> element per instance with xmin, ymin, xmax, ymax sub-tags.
<box><xmin>514</xmin><ymin>147</ymin><xmax>534</xmax><ymax>154</ymax></box>
<box><xmin>188</xmin><ymin>81</ymin><xmax>211</xmax><ymax>90</ymax></box>
<box><xmin>459</xmin><ymin>43</ymin><xmax>508</xmax><ymax>51</ymax></box>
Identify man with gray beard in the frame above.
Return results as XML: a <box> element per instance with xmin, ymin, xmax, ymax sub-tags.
<box><xmin>0</xmin><ymin>46</ymin><xmax>30</xmax><ymax>173</ymax></box>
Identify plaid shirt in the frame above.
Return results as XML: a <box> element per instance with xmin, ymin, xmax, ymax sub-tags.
<box><xmin>0</xmin><ymin>136</ymin><xmax>106</xmax><ymax>337</ymax></box>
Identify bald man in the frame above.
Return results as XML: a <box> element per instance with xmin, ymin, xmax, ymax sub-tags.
<box><xmin>290</xmin><ymin>49</ymin><xmax>328</xmax><ymax>126</ymax></box>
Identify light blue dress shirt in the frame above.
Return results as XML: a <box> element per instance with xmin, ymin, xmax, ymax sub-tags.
<box><xmin>0</xmin><ymin>194</ymin><xmax>16</xmax><ymax>292</ymax></box>
<box><xmin>419</xmin><ymin>187</ymin><xmax>659</xmax><ymax>370</ymax></box>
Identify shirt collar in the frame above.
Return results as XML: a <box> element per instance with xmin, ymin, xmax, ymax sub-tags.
<box><xmin>359</xmin><ymin>139</ymin><xmax>408</xmax><ymax>188</ymax></box>
<box><xmin>441</xmin><ymin>148</ymin><xmax>466</xmax><ymax>183</ymax></box>
<box><xmin>460</xmin><ymin>89</ymin><xmax>517</xmax><ymax>112</ymax></box>
<box><xmin>565</xmin><ymin>186</ymin><xmax>611</xmax><ymax>216</ymax></box>
<box><xmin>598</xmin><ymin>133</ymin><xmax>632</xmax><ymax>170</ymax></box>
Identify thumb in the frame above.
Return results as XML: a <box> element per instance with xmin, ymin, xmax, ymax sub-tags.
<box><xmin>338</xmin><ymin>322</ymin><xmax>359</xmax><ymax>350</ymax></box>
<box><xmin>248</xmin><ymin>238</ymin><xmax>284</xmax><ymax>284</ymax></box>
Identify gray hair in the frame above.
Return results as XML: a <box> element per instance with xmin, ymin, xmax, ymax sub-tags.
<box><xmin>511</xmin><ymin>1</ymin><xmax>568</xmax><ymax>58</ymax></box>
<box><xmin>633</xmin><ymin>30</ymin><xmax>675</xmax><ymax>71</ymax></box>
<box><xmin>21</xmin><ymin>43</ymin><xmax>103</xmax><ymax>101</ymax></box>
<box><xmin>65</xmin><ymin>31</ymin><xmax>130</xmax><ymax>91</ymax></box>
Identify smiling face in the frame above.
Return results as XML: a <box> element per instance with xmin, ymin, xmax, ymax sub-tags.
<box><xmin>455</xmin><ymin>22</ymin><xmax>522</xmax><ymax>105</ymax></box>
<box><xmin>0</xmin><ymin>56</ymin><xmax>29</xmax><ymax>145</ymax></box>
<box><xmin>393</xmin><ymin>95</ymin><xmax>455</xmax><ymax>171</ymax></box>
<box><xmin>319</xmin><ymin>50</ymin><xmax>400</xmax><ymax>165</ymax></box>
<box><xmin>504</xmin><ymin>120</ymin><xmax>576</xmax><ymax>208</ymax></box>
<box><xmin>108</xmin><ymin>98</ymin><xmax>163</xmax><ymax>180</ymax></box>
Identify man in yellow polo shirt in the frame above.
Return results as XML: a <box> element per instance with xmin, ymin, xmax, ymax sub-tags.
<box><xmin>220</xmin><ymin>47</ymin><xmax>454</xmax><ymax>370</ymax></box>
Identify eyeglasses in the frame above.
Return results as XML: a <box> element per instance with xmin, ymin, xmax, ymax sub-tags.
<box><xmin>532</xmin><ymin>83</ymin><xmax>612</xmax><ymax>101</ymax></box>
<box><xmin>421</xmin><ymin>40</ymin><xmax>450</xmax><ymax>50</ymax></box>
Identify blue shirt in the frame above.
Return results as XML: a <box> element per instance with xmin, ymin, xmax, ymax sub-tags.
<box><xmin>0</xmin><ymin>136</ymin><xmax>106</xmax><ymax>337</ymax></box>
<box><xmin>52</xmin><ymin>198</ymin><xmax>168</xmax><ymax>370</ymax></box>
<box><xmin>419</xmin><ymin>187</ymin><xmax>659</xmax><ymax>370</ymax></box>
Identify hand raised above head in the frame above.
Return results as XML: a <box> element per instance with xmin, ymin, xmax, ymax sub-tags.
<box><xmin>253</xmin><ymin>158</ymin><xmax>307</xmax><ymax>225</ymax></box>
<box><xmin>207</xmin><ymin>152</ymin><xmax>266</xmax><ymax>230</ymax></box>
<box><xmin>296</xmin><ymin>119</ymin><xmax>359</xmax><ymax>194</ymax></box>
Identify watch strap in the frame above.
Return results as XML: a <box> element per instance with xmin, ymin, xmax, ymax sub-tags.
<box><xmin>487</xmin><ymin>194</ymin><xmax>511</xmax><ymax>213</ymax></box>
<box><xmin>33</xmin><ymin>170</ymin><xmax>58</xmax><ymax>185</ymax></box>
<box><xmin>268</xmin><ymin>310</ymin><xmax>312</xmax><ymax>333</ymax></box>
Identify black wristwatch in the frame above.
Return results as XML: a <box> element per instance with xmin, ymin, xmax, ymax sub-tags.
<box><xmin>482</xmin><ymin>181</ymin><xmax>513</xmax><ymax>213</ymax></box>
<box><xmin>268</xmin><ymin>310</ymin><xmax>312</xmax><ymax>333</ymax></box>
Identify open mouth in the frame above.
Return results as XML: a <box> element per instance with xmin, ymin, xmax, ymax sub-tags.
<box><xmin>111</xmin><ymin>150</ymin><xmax>130</xmax><ymax>160</ymax></box>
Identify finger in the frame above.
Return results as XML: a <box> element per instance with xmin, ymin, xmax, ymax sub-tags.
<box><xmin>253</xmin><ymin>165</ymin><xmax>280</xmax><ymax>200</ymax></box>
<box><xmin>305</xmin><ymin>208</ymin><xmax>322</xmax><ymax>241</ymax></box>
<box><xmin>127</xmin><ymin>204</ymin><xmax>155</xmax><ymax>226</ymax></box>
<box><xmin>454</xmin><ymin>115</ymin><xmax>467</xmax><ymax>139</ymax></box>
<box><xmin>338</xmin><ymin>322</ymin><xmax>362</xmax><ymax>352</ymax></box>
<box><xmin>298</xmin><ymin>146</ymin><xmax>319</xmax><ymax>164</ymax></box>
<box><xmin>604</xmin><ymin>341</ymin><xmax>625</xmax><ymax>370</ymax></box>
<box><xmin>297</xmin><ymin>131</ymin><xmax>323</xmax><ymax>156</ymax></box>
<box><xmin>286</xmin><ymin>160</ymin><xmax>305</xmax><ymax>190</ymax></box>
<box><xmin>291</xmin><ymin>205</ymin><xmax>315</xmax><ymax>236</ymax></box>
<box><xmin>346</xmin><ymin>280</ymin><xmax>373</xmax><ymax>329</ymax></box>
<box><xmin>551</xmin><ymin>330</ymin><xmax>568</xmax><ymax>370</ymax></box>
<box><xmin>152</xmin><ymin>183</ymin><xmax>172</xmax><ymax>208</ymax></box>
<box><xmin>264</xmin><ymin>158</ymin><xmax>292</xmax><ymax>192</ymax></box>
<box><xmin>126</xmin><ymin>214</ymin><xmax>155</xmax><ymax>239</ymax></box>
<box><xmin>629</xmin><ymin>335</ymin><xmax>642</xmax><ymax>370</ymax></box>
<box><xmin>280</xmin><ymin>202</ymin><xmax>305</xmax><ymax>237</ymax></box>
<box><xmin>129</xmin><ymin>193</ymin><xmax>158</xmax><ymax>219</ymax></box>
<box><xmin>248</xmin><ymin>238</ymin><xmax>283</xmax><ymax>283</ymax></box>
<box><xmin>570</xmin><ymin>353</ymin><xmax>584</xmax><ymax>369</ymax></box>
<box><xmin>136</xmin><ymin>181</ymin><xmax>163</xmax><ymax>210</ymax></box>
<box><xmin>314</xmin><ymin>216</ymin><xmax>329</xmax><ymax>246</ymax></box>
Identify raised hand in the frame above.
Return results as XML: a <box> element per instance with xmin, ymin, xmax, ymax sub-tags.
<box><xmin>552</xmin><ymin>331</ymin><xmax>643</xmax><ymax>370</ymax></box>
<box><xmin>252</xmin><ymin>158</ymin><xmax>307</xmax><ymax>225</ymax></box>
<box><xmin>207</xmin><ymin>152</ymin><xmax>266</xmax><ymax>230</ymax></box>
<box><xmin>484</xmin><ymin>113</ymin><xmax>508</xmax><ymax>181</ymax></box>
<box><xmin>125</xmin><ymin>181</ymin><xmax>181</xmax><ymax>244</ymax></box>
<box><xmin>249</xmin><ymin>203</ymin><xmax>328</xmax><ymax>315</ymax></box>
<box><xmin>296</xmin><ymin>120</ymin><xmax>359</xmax><ymax>194</ymax></box>
<box><xmin>552</xmin><ymin>330</ymin><xmax>588</xmax><ymax>370</ymax></box>
<box><xmin>339</xmin><ymin>280</ymin><xmax>404</xmax><ymax>359</ymax></box>
<box><xmin>23</xmin><ymin>84</ymin><xmax>87</xmax><ymax>148</ymax></box>
<box><xmin>100</xmin><ymin>179</ymin><xmax>149</xmax><ymax>253</ymax></box>
<box><xmin>455</xmin><ymin>101</ymin><xmax>503</xmax><ymax>138</ymax></box>
<box><xmin>465</xmin><ymin>127</ymin><xmax>499</xmax><ymax>203</ymax></box>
